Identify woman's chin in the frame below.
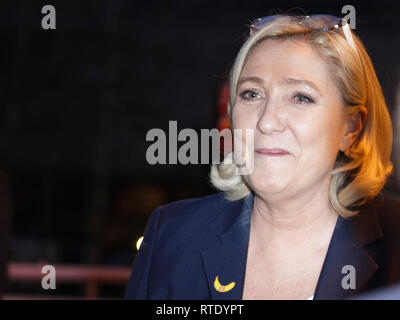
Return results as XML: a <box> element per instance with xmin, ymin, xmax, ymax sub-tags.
<box><xmin>248</xmin><ymin>178</ymin><xmax>287</xmax><ymax>196</ymax></box>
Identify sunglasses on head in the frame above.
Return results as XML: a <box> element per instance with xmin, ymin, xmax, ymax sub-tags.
<box><xmin>249</xmin><ymin>14</ymin><xmax>356</xmax><ymax>51</ymax></box>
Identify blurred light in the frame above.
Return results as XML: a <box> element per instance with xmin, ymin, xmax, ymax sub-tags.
<box><xmin>136</xmin><ymin>236</ymin><xmax>144</xmax><ymax>250</ymax></box>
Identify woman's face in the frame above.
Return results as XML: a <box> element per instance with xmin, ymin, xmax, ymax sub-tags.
<box><xmin>232</xmin><ymin>39</ymin><xmax>348</xmax><ymax>198</ymax></box>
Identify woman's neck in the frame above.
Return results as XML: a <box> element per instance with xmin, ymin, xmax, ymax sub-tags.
<box><xmin>250</xmin><ymin>186</ymin><xmax>339</xmax><ymax>253</ymax></box>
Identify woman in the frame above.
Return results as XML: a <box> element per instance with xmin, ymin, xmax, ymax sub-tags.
<box><xmin>125</xmin><ymin>14</ymin><xmax>400</xmax><ymax>300</ymax></box>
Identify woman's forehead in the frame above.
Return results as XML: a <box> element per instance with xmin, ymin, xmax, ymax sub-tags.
<box><xmin>240</xmin><ymin>39</ymin><xmax>333</xmax><ymax>91</ymax></box>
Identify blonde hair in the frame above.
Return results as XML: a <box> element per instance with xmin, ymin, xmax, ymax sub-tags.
<box><xmin>210</xmin><ymin>15</ymin><xmax>393</xmax><ymax>217</ymax></box>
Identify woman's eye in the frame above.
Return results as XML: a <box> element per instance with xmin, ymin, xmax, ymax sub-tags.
<box><xmin>239</xmin><ymin>90</ymin><xmax>261</xmax><ymax>101</ymax></box>
<box><xmin>294</xmin><ymin>94</ymin><xmax>314</xmax><ymax>104</ymax></box>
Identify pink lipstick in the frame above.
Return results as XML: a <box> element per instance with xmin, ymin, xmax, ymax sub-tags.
<box><xmin>255</xmin><ymin>148</ymin><xmax>290</xmax><ymax>156</ymax></box>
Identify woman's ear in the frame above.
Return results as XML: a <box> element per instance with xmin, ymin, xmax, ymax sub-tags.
<box><xmin>339</xmin><ymin>105</ymin><xmax>368</xmax><ymax>152</ymax></box>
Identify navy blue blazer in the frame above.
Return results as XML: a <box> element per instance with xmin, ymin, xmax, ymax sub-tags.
<box><xmin>124</xmin><ymin>191</ymin><xmax>400</xmax><ymax>300</ymax></box>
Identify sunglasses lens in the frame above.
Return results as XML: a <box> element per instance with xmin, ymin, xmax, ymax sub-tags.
<box><xmin>303</xmin><ymin>15</ymin><xmax>341</xmax><ymax>30</ymax></box>
<box><xmin>251</xmin><ymin>15</ymin><xmax>282</xmax><ymax>32</ymax></box>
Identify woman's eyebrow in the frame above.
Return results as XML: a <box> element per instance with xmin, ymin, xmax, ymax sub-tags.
<box><xmin>237</xmin><ymin>76</ymin><xmax>264</xmax><ymax>87</ymax></box>
<box><xmin>237</xmin><ymin>76</ymin><xmax>323</xmax><ymax>96</ymax></box>
<box><xmin>279</xmin><ymin>77</ymin><xmax>322</xmax><ymax>96</ymax></box>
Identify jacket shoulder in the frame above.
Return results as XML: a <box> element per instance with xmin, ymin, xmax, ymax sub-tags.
<box><xmin>157</xmin><ymin>192</ymin><xmax>231</xmax><ymax>229</ymax></box>
<box><xmin>374</xmin><ymin>193</ymin><xmax>400</xmax><ymax>237</ymax></box>
<box><xmin>374</xmin><ymin>193</ymin><xmax>400</xmax><ymax>216</ymax></box>
<box><xmin>146</xmin><ymin>192</ymin><xmax>240</xmax><ymax>257</ymax></box>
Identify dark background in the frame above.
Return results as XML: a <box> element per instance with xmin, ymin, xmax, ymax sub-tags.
<box><xmin>0</xmin><ymin>0</ymin><xmax>399</xmax><ymax>297</ymax></box>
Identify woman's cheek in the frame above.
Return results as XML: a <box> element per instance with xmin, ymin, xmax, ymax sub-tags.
<box><xmin>232</xmin><ymin>105</ymin><xmax>257</xmax><ymax>129</ymax></box>
<box><xmin>231</xmin><ymin>107</ymin><xmax>257</xmax><ymax>173</ymax></box>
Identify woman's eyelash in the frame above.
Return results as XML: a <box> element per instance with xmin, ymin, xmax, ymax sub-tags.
<box><xmin>239</xmin><ymin>90</ymin><xmax>260</xmax><ymax>100</ymax></box>
<box><xmin>293</xmin><ymin>93</ymin><xmax>315</xmax><ymax>104</ymax></box>
<box><xmin>238</xmin><ymin>90</ymin><xmax>315</xmax><ymax>104</ymax></box>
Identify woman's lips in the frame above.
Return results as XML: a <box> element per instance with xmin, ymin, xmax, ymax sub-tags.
<box><xmin>255</xmin><ymin>148</ymin><xmax>290</xmax><ymax>156</ymax></box>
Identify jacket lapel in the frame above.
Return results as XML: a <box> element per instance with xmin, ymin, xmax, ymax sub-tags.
<box><xmin>314</xmin><ymin>197</ymin><xmax>384</xmax><ymax>299</ymax></box>
<box><xmin>201</xmin><ymin>193</ymin><xmax>253</xmax><ymax>300</ymax></box>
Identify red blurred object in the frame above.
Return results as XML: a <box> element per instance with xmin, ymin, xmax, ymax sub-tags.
<box><xmin>217</xmin><ymin>82</ymin><xmax>230</xmax><ymax>119</ymax></box>
<box><xmin>5</xmin><ymin>262</ymin><xmax>131</xmax><ymax>300</ymax></box>
<box><xmin>216</xmin><ymin>82</ymin><xmax>232</xmax><ymax>156</ymax></box>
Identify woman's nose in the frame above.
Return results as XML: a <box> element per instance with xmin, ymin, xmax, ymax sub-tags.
<box><xmin>256</xmin><ymin>102</ymin><xmax>285</xmax><ymax>135</ymax></box>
